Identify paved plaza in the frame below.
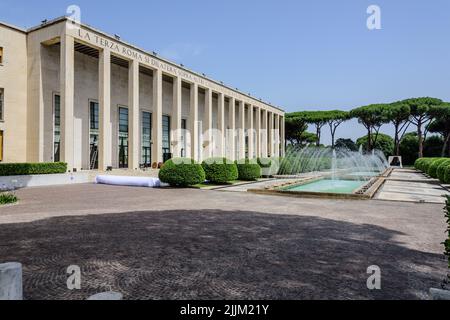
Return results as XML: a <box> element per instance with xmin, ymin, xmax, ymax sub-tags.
<box><xmin>0</xmin><ymin>179</ymin><xmax>448</xmax><ymax>300</ymax></box>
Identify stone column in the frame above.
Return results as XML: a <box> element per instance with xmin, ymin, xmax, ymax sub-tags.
<box><xmin>228</xmin><ymin>97</ymin><xmax>236</xmax><ymax>161</ymax></box>
<box><xmin>247</xmin><ymin>105</ymin><xmax>254</xmax><ymax>159</ymax></box>
<box><xmin>98</xmin><ymin>49</ymin><xmax>112</xmax><ymax>171</ymax></box>
<box><xmin>275</xmin><ymin>114</ymin><xmax>280</xmax><ymax>157</ymax></box>
<box><xmin>238</xmin><ymin>101</ymin><xmax>246</xmax><ymax>160</ymax></box>
<box><xmin>261</xmin><ymin>109</ymin><xmax>268</xmax><ymax>157</ymax></box>
<box><xmin>217</xmin><ymin>93</ymin><xmax>225</xmax><ymax>157</ymax></box>
<box><xmin>269</xmin><ymin>112</ymin><xmax>274</xmax><ymax>157</ymax></box>
<box><xmin>152</xmin><ymin>69</ymin><xmax>163</xmax><ymax>163</ymax></box>
<box><xmin>204</xmin><ymin>88</ymin><xmax>213</xmax><ymax>159</ymax></box>
<box><xmin>172</xmin><ymin>76</ymin><xmax>182</xmax><ymax>158</ymax></box>
<box><xmin>128</xmin><ymin>60</ymin><xmax>139</xmax><ymax>170</ymax></box>
<box><xmin>281</xmin><ymin>116</ymin><xmax>286</xmax><ymax>156</ymax></box>
<box><xmin>255</xmin><ymin>107</ymin><xmax>261</xmax><ymax>158</ymax></box>
<box><xmin>60</xmin><ymin>34</ymin><xmax>75</xmax><ymax>171</ymax></box>
<box><xmin>189</xmin><ymin>83</ymin><xmax>199</xmax><ymax>161</ymax></box>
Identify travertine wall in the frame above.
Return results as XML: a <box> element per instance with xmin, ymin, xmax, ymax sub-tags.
<box><xmin>0</xmin><ymin>26</ymin><xmax>28</xmax><ymax>163</ymax></box>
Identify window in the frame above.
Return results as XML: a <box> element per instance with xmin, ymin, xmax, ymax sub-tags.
<box><xmin>162</xmin><ymin>115</ymin><xmax>171</xmax><ymax>161</ymax></box>
<box><xmin>0</xmin><ymin>130</ymin><xmax>3</xmax><ymax>162</ymax></box>
<box><xmin>89</xmin><ymin>102</ymin><xmax>99</xmax><ymax>169</ymax></box>
<box><xmin>141</xmin><ymin>111</ymin><xmax>152</xmax><ymax>166</ymax></box>
<box><xmin>0</xmin><ymin>47</ymin><xmax>3</xmax><ymax>64</ymax></box>
<box><xmin>54</xmin><ymin>95</ymin><xmax>61</xmax><ymax>162</ymax></box>
<box><xmin>0</xmin><ymin>88</ymin><xmax>4</xmax><ymax>121</ymax></box>
<box><xmin>181</xmin><ymin>119</ymin><xmax>187</xmax><ymax>157</ymax></box>
<box><xmin>118</xmin><ymin>107</ymin><xmax>128</xmax><ymax>168</ymax></box>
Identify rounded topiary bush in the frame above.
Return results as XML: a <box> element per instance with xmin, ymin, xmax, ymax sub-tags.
<box><xmin>444</xmin><ymin>165</ymin><xmax>450</xmax><ymax>184</ymax></box>
<box><xmin>202</xmin><ymin>158</ymin><xmax>238</xmax><ymax>184</ymax></box>
<box><xmin>437</xmin><ymin>160</ymin><xmax>450</xmax><ymax>183</ymax></box>
<box><xmin>159</xmin><ymin>158</ymin><xmax>205</xmax><ymax>187</ymax></box>
<box><xmin>428</xmin><ymin>158</ymin><xmax>449</xmax><ymax>178</ymax></box>
<box><xmin>236</xmin><ymin>159</ymin><xmax>261</xmax><ymax>181</ymax></box>
<box><xmin>422</xmin><ymin>158</ymin><xmax>438</xmax><ymax>175</ymax></box>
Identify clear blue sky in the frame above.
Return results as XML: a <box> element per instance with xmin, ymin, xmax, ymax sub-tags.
<box><xmin>2</xmin><ymin>0</ymin><xmax>449</xmax><ymax>144</ymax></box>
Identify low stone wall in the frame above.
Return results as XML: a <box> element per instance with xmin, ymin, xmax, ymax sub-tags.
<box><xmin>0</xmin><ymin>173</ymin><xmax>90</xmax><ymax>191</ymax></box>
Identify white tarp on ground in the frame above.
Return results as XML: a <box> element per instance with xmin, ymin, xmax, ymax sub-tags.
<box><xmin>95</xmin><ymin>175</ymin><xmax>161</xmax><ymax>188</ymax></box>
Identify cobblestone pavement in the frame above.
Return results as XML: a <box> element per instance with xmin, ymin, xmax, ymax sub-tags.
<box><xmin>0</xmin><ymin>184</ymin><xmax>447</xmax><ymax>300</ymax></box>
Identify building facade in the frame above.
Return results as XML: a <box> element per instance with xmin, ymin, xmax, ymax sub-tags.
<box><xmin>0</xmin><ymin>17</ymin><xmax>285</xmax><ymax>172</ymax></box>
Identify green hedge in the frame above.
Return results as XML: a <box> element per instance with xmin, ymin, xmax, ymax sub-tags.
<box><xmin>428</xmin><ymin>158</ymin><xmax>450</xmax><ymax>179</ymax></box>
<box><xmin>159</xmin><ymin>158</ymin><xmax>205</xmax><ymax>187</ymax></box>
<box><xmin>0</xmin><ymin>162</ymin><xmax>68</xmax><ymax>176</ymax></box>
<box><xmin>202</xmin><ymin>158</ymin><xmax>238</xmax><ymax>184</ymax></box>
<box><xmin>257</xmin><ymin>158</ymin><xmax>273</xmax><ymax>168</ymax></box>
<box><xmin>444</xmin><ymin>166</ymin><xmax>450</xmax><ymax>184</ymax></box>
<box><xmin>437</xmin><ymin>160</ymin><xmax>450</xmax><ymax>183</ymax></box>
<box><xmin>236</xmin><ymin>159</ymin><xmax>261</xmax><ymax>181</ymax></box>
<box><xmin>445</xmin><ymin>196</ymin><xmax>450</xmax><ymax>271</ymax></box>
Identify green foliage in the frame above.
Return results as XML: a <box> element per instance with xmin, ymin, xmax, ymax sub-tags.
<box><xmin>235</xmin><ymin>159</ymin><xmax>261</xmax><ymax>181</ymax></box>
<box><xmin>437</xmin><ymin>160</ymin><xmax>450</xmax><ymax>183</ymax></box>
<box><xmin>335</xmin><ymin>138</ymin><xmax>358</xmax><ymax>151</ymax></box>
<box><xmin>257</xmin><ymin>158</ymin><xmax>273</xmax><ymax>168</ymax></box>
<box><xmin>428</xmin><ymin>158</ymin><xmax>450</xmax><ymax>178</ymax></box>
<box><xmin>445</xmin><ymin>166</ymin><xmax>450</xmax><ymax>184</ymax></box>
<box><xmin>445</xmin><ymin>196</ymin><xmax>450</xmax><ymax>270</ymax></box>
<box><xmin>400</xmin><ymin>133</ymin><xmax>445</xmax><ymax>165</ymax></box>
<box><xmin>159</xmin><ymin>158</ymin><xmax>205</xmax><ymax>187</ymax></box>
<box><xmin>285</xmin><ymin>115</ymin><xmax>308</xmax><ymax>146</ymax></box>
<box><xmin>0</xmin><ymin>162</ymin><xmax>68</xmax><ymax>176</ymax></box>
<box><xmin>403</xmin><ymin>97</ymin><xmax>443</xmax><ymax>119</ymax></box>
<box><xmin>202</xmin><ymin>158</ymin><xmax>238</xmax><ymax>184</ymax></box>
<box><xmin>414</xmin><ymin>157</ymin><xmax>438</xmax><ymax>174</ymax></box>
<box><xmin>356</xmin><ymin>133</ymin><xmax>394</xmax><ymax>157</ymax></box>
<box><xmin>0</xmin><ymin>193</ymin><xmax>17</xmax><ymax>205</ymax></box>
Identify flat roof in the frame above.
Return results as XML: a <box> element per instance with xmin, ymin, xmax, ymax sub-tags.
<box><xmin>20</xmin><ymin>16</ymin><xmax>284</xmax><ymax>113</ymax></box>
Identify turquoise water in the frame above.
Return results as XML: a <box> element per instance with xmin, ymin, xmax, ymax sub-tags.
<box><xmin>285</xmin><ymin>179</ymin><xmax>366</xmax><ymax>194</ymax></box>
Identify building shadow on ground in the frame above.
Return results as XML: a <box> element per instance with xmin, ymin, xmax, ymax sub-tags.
<box><xmin>0</xmin><ymin>210</ymin><xmax>445</xmax><ymax>300</ymax></box>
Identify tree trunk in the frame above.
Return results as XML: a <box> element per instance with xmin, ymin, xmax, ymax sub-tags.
<box><xmin>417</xmin><ymin>120</ymin><xmax>424</xmax><ymax>158</ymax></box>
<box><xmin>367</xmin><ymin>128</ymin><xmax>372</xmax><ymax>152</ymax></box>
<box><xmin>316</xmin><ymin>126</ymin><xmax>321</xmax><ymax>147</ymax></box>
<box><xmin>442</xmin><ymin>134</ymin><xmax>450</xmax><ymax>157</ymax></box>
<box><xmin>394</xmin><ymin>124</ymin><xmax>400</xmax><ymax>156</ymax></box>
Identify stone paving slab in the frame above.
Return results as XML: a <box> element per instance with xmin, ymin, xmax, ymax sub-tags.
<box><xmin>0</xmin><ymin>183</ymin><xmax>447</xmax><ymax>300</ymax></box>
<box><xmin>375</xmin><ymin>169</ymin><xmax>449</xmax><ymax>204</ymax></box>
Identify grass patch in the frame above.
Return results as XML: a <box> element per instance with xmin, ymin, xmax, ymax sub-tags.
<box><xmin>0</xmin><ymin>193</ymin><xmax>18</xmax><ymax>205</ymax></box>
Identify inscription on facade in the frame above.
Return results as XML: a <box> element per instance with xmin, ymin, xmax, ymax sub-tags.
<box><xmin>74</xmin><ymin>27</ymin><xmax>272</xmax><ymax>110</ymax></box>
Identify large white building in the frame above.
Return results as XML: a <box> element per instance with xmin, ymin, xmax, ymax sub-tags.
<box><xmin>0</xmin><ymin>17</ymin><xmax>285</xmax><ymax>172</ymax></box>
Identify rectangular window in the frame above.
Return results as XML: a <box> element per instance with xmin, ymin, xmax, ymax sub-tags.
<box><xmin>0</xmin><ymin>47</ymin><xmax>3</xmax><ymax>64</ymax></box>
<box><xmin>54</xmin><ymin>95</ymin><xmax>61</xmax><ymax>162</ymax></box>
<box><xmin>141</xmin><ymin>111</ymin><xmax>152</xmax><ymax>166</ymax></box>
<box><xmin>118</xmin><ymin>107</ymin><xmax>129</xmax><ymax>168</ymax></box>
<box><xmin>0</xmin><ymin>88</ymin><xmax>4</xmax><ymax>121</ymax></box>
<box><xmin>181</xmin><ymin>119</ymin><xmax>187</xmax><ymax>158</ymax></box>
<box><xmin>0</xmin><ymin>130</ymin><xmax>3</xmax><ymax>162</ymax></box>
<box><xmin>89</xmin><ymin>102</ymin><xmax>99</xmax><ymax>169</ymax></box>
<box><xmin>162</xmin><ymin>115</ymin><xmax>171</xmax><ymax>162</ymax></box>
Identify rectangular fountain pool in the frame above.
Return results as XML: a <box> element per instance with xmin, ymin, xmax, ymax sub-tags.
<box><xmin>284</xmin><ymin>179</ymin><xmax>366</xmax><ymax>194</ymax></box>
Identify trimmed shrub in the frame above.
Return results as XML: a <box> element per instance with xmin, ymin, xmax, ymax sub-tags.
<box><xmin>437</xmin><ymin>160</ymin><xmax>450</xmax><ymax>183</ymax></box>
<box><xmin>445</xmin><ymin>166</ymin><xmax>450</xmax><ymax>184</ymax></box>
<box><xmin>445</xmin><ymin>196</ymin><xmax>450</xmax><ymax>271</ymax></box>
<box><xmin>422</xmin><ymin>158</ymin><xmax>439</xmax><ymax>175</ymax></box>
<box><xmin>428</xmin><ymin>158</ymin><xmax>450</xmax><ymax>178</ymax></box>
<box><xmin>0</xmin><ymin>193</ymin><xmax>17</xmax><ymax>205</ymax></box>
<box><xmin>202</xmin><ymin>158</ymin><xmax>238</xmax><ymax>184</ymax></box>
<box><xmin>257</xmin><ymin>158</ymin><xmax>272</xmax><ymax>168</ymax></box>
<box><xmin>236</xmin><ymin>159</ymin><xmax>261</xmax><ymax>181</ymax></box>
<box><xmin>159</xmin><ymin>158</ymin><xmax>205</xmax><ymax>187</ymax></box>
<box><xmin>0</xmin><ymin>162</ymin><xmax>67</xmax><ymax>176</ymax></box>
